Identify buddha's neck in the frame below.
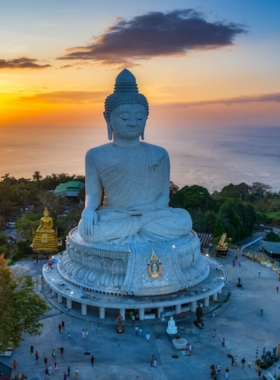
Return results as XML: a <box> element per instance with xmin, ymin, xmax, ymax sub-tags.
<box><xmin>112</xmin><ymin>138</ymin><xmax>141</xmax><ymax>147</ymax></box>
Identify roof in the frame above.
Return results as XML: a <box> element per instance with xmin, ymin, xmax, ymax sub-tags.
<box><xmin>261</xmin><ymin>241</ymin><xmax>280</xmax><ymax>254</ymax></box>
<box><xmin>0</xmin><ymin>361</ymin><xmax>12</xmax><ymax>379</ymax></box>
<box><xmin>197</xmin><ymin>233</ymin><xmax>212</xmax><ymax>248</ymax></box>
<box><xmin>54</xmin><ymin>181</ymin><xmax>85</xmax><ymax>197</ymax></box>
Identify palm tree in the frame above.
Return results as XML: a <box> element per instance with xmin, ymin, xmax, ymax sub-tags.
<box><xmin>32</xmin><ymin>171</ymin><xmax>42</xmax><ymax>184</ymax></box>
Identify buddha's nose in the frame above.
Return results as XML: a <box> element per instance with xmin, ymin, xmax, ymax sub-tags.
<box><xmin>129</xmin><ymin>115</ymin><xmax>137</xmax><ymax>126</ymax></box>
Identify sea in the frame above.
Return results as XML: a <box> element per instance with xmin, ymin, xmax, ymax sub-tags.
<box><xmin>1</xmin><ymin>125</ymin><xmax>280</xmax><ymax>193</ymax></box>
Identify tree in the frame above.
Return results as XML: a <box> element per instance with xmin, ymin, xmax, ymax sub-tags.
<box><xmin>0</xmin><ymin>254</ymin><xmax>50</xmax><ymax>349</ymax></box>
<box><xmin>32</xmin><ymin>171</ymin><xmax>42</xmax><ymax>184</ymax></box>
<box><xmin>170</xmin><ymin>185</ymin><xmax>216</xmax><ymax>212</ymax></box>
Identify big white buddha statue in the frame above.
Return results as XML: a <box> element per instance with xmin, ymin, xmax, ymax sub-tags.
<box><xmin>78</xmin><ymin>69</ymin><xmax>192</xmax><ymax>244</ymax></box>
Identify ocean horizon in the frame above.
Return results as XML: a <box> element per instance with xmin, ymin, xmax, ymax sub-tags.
<box><xmin>1</xmin><ymin>125</ymin><xmax>280</xmax><ymax>193</ymax></box>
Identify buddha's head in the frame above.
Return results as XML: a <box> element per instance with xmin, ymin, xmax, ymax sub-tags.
<box><xmin>43</xmin><ymin>208</ymin><xmax>49</xmax><ymax>217</ymax></box>
<box><xmin>104</xmin><ymin>69</ymin><xmax>149</xmax><ymax>141</ymax></box>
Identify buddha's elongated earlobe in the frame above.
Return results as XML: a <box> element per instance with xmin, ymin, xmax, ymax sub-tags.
<box><xmin>141</xmin><ymin>131</ymin><xmax>145</xmax><ymax>140</ymax></box>
<box><xmin>103</xmin><ymin>111</ymin><xmax>113</xmax><ymax>141</ymax></box>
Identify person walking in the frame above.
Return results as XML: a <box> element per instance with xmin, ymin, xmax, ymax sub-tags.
<box><xmin>30</xmin><ymin>346</ymin><xmax>34</xmax><ymax>354</ymax></box>
<box><xmin>59</xmin><ymin>347</ymin><xmax>64</xmax><ymax>357</ymax></box>
<box><xmin>248</xmin><ymin>359</ymin><xmax>251</xmax><ymax>369</ymax></box>
<box><xmin>234</xmin><ymin>355</ymin><xmax>238</xmax><ymax>366</ymax></box>
<box><xmin>256</xmin><ymin>346</ymin><xmax>259</xmax><ymax>358</ymax></box>
<box><xmin>13</xmin><ymin>360</ymin><xmax>17</xmax><ymax>372</ymax></box>
<box><xmin>276</xmin><ymin>285</ymin><xmax>279</xmax><ymax>292</ymax></box>
<box><xmin>35</xmin><ymin>350</ymin><xmax>39</xmax><ymax>360</ymax></box>
<box><xmin>188</xmin><ymin>344</ymin><xmax>193</xmax><ymax>356</ymax></box>
<box><xmin>63</xmin><ymin>372</ymin><xmax>68</xmax><ymax>380</ymax></box>
<box><xmin>212</xmin><ymin>329</ymin><xmax>216</xmax><ymax>338</ymax></box>
<box><xmin>222</xmin><ymin>337</ymin><xmax>225</xmax><ymax>347</ymax></box>
<box><xmin>48</xmin><ymin>364</ymin><xmax>53</xmax><ymax>376</ymax></box>
<box><xmin>232</xmin><ymin>260</ymin><xmax>235</xmax><ymax>267</ymax></box>
<box><xmin>85</xmin><ymin>328</ymin><xmax>89</xmax><ymax>338</ymax></box>
<box><xmin>146</xmin><ymin>332</ymin><xmax>150</xmax><ymax>343</ymax></box>
<box><xmin>225</xmin><ymin>366</ymin><xmax>230</xmax><ymax>379</ymax></box>
<box><xmin>139</xmin><ymin>328</ymin><xmax>142</xmax><ymax>337</ymax></box>
<box><xmin>150</xmin><ymin>355</ymin><xmax>154</xmax><ymax>367</ymax></box>
<box><xmin>52</xmin><ymin>349</ymin><xmax>56</xmax><ymax>361</ymax></box>
<box><xmin>90</xmin><ymin>356</ymin><xmax>95</xmax><ymax>367</ymax></box>
<box><xmin>241</xmin><ymin>357</ymin><xmax>246</xmax><ymax>368</ymax></box>
<box><xmin>135</xmin><ymin>326</ymin><xmax>139</xmax><ymax>336</ymax></box>
<box><xmin>62</xmin><ymin>320</ymin><xmax>65</xmax><ymax>329</ymax></box>
<box><xmin>54</xmin><ymin>363</ymin><xmax>58</xmax><ymax>373</ymax></box>
<box><xmin>258</xmin><ymin>270</ymin><xmax>261</xmax><ymax>277</ymax></box>
<box><xmin>58</xmin><ymin>323</ymin><xmax>62</xmax><ymax>333</ymax></box>
<box><xmin>44</xmin><ymin>357</ymin><xmax>48</xmax><ymax>366</ymax></box>
<box><xmin>153</xmin><ymin>358</ymin><xmax>157</xmax><ymax>368</ymax></box>
<box><xmin>82</xmin><ymin>329</ymin><xmax>85</xmax><ymax>339</ymax></box>
<box><xmin>67</xmin><ymin>366</ymin><xmax>71</xmax><ymax>377</ymax></box>
<box><xmin>231</xmin><ymin>355</ymin><xmax>234</xmax><ymax>366</ymax></box>
<box><xmin>75</xmin><ymin>367</ymin><xmax>79</xmax><ymax>379</ymax></box>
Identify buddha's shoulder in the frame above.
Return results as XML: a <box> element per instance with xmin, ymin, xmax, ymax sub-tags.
<box><xmin>142</xmin><ymin>142</ymin><xmax>169</xmax><ymax>157</ymax></box>
<box><xmin>85</xmin><ymin>144</ymin><xmax>113</xmax><ymax>158</ymax></box>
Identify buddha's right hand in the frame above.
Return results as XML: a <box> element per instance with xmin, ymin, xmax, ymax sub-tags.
<box><xmin>80</xmin><ymin>209</ymin><xmax>98</xmax><ymax>235</ymax></box>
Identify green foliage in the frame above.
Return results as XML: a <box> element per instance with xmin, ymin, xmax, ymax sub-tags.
<box><xmin>170</xmin><ymin>185</ymin><xmax>216</xmax><ymax>212</ymax></box>
<box><xmin>264</xmin><ymin>232</ymin><xmax>280</xmax><ymax>242</ymax></box>
<box><xmin>14</xmin><ymin>240</ymin><xmax>33</xmax><ymax>260</ymax></box>
<box><xmin>0</xmin><ymin>254</ymin><xmax>50</xmax><ymax>349</ymax></box>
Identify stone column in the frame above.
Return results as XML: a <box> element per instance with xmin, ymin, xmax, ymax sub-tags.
<box><xmin>57</xmin><ymin>294</ymin><xmax>63</xmax><ymax>303</ymax></box>
<box><xmin>175</xmin><ymin>304</ymin><xmax>181</xmax><ymax>314</ymax></box>
<box><xmin>218</xmin><ymin>289</ymin><xmax>222</xmax><ymax>295</ymax></box>
<box><xmin>191</xmin><ymin>301</ymin><xmax>197</xmax><ymax>312</ymax></box>
<box><xmin>66</xmin><ymin>298</ymin><xmax>72</xmax><ymax>310</ymax></box>
<box><xmin>212</xmin><ymin>293</ymin><xmax>218</xmax><ymax>301</ymax></box>
<box><xmin>99</xmin><ymin>307</ymin><xmax>105</xmax><ymax>319</ymax></box>
<box><xmin>138</xmin><ymin>308</ymin><xmax>145</xmax><ymax>320</ymax></box>
<box><xmin>119</xmin><ymin>308</ymin><xmax>125</xmax><ymax>321</ymax></box>
<box><xmin>157</xmin><ymin>307</ymin><xmax>164</xmax><ymax>319</ymax></box>
<box><xmin>204</xmin><ymin>296</ymin><xmax>209</xmax><ymax>307</ymax></box>
<box><xmin>81</xmin><ymin>303</ymin><xmax>87</xmax><ymax>316</ymax></box>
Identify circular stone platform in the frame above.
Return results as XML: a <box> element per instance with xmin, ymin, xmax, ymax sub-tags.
<box><xmin>43</xmin><ymin>254</ymin><xmax>227</xmax><ymax>320</ymax></box>
<box><xmin>57</xmin><ymin>227</ymin><xmax>210</xmax><ymax>296</ymax></box>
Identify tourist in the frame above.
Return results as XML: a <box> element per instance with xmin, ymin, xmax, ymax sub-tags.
<box><xmin>210</xmin><ymin>364</ymin><xmax>215</xmax><ymax>378</ymax></box>
<box><xmin>139</xmin><ymin>328</ymin><xmax>142</xmax><ymax>337</ymax></box>
<box><xmin>258</xmin><ymin>368</ymin><xmax>262</xmax><ymax>377</ymax></box>
<box><xmin>276</xmin><ymin>285</ymin><xmax>279</xmax><ymax>292</ymax></box>
<box><xmin>231</xmin><ymin>355</ymin><xmax>234</xmax><ymax>366</ymax></box>
<box><xmin>132</xmin><ymin>315</ymin><xmax>135</xmax><ymax>324</ymax></box>
<box><xmin>256</xmin><ymin>346</ymin><xmax>259</xmax><ymax>358</ymax></box>
<box><xmin>51</xmin><ymin>349</ymin><xmax>56</xmax><ymax>360</ymax></box>
<box><xmin>63</xmin><ymin>372</ymin><xmax>67</xmax><ymax>380</ymax></box>
<box><xmin>153</xmin><ymin>358</ymin><xmax>158</xmax><ymax>368</ymax></box>
<box><xmin>217</xmin><ymin>363</ymin><xmax>221</xmax><ymax>374</ymax></box>
<box><xmin>146</xmin><ymin>332</ymin><xmax>150</xmax><ymax>343</ymax></box>
<box><xmin>212</xmin><ymin>329</ymin><xmax>216</xmax><ymax>338</ymax></box>
<box><xmin>82</xmin><ymin>329</ymin><xmax>85</xmax><ymax>339</ymax></box>
<box><xmin>44</xmin><ymin>357</ymin><xmax>48</xmax><ymax>366</ymax></box>
<box><xmin>135</xmin><ymin>326</ymin><xmax>139</xmax><ymax>336</ymax></box>
<box><xmin>150</xmin><ymin>355</ymin><xmax>154</xmax><ymax>367</ymax></box>
<box><xmin>188</xmin><ymin>344</ymin><xmax>193</xmax><ymax>356</ymax></box>
<box><xmin>225</xmin><ymin>366</ymin><xmax>230</xmax><ymax>378</ymax></box>
<box><xmin>54</xmin><ymin>363</ymin><xmax>58</xmax><ymax>373</ymax></box>
<box><xmin>241</xmin><ymin>357</ymin><xmax>246</xmax><ymax>368</ymax></box>
<box><xmin>248</xmin><ymin>359</ymin><xmax>251</xmax><ymax>369</ymax></box>
<box><xmin>90</xmin><ymin>356</ymin><xmax>95</xmax><ymax>367</ymax></box>
<box><xmin>67</xmin><ymin>366</ymin><xmax>71</xmax><ymax>377</ymax></box>
<box><xmin>75</xmin><ymin>367</ymin><xmax>79</xmax><ymax>379</ymax></box>
<box><xmin>35</xmin><ymin>350</ymin><xmax>39</xmax><ymax>360</ymax></box>
<box><xmin>30</xmin><ymin>346</ymin><xmax>34</xmax><ymax>354</ymax></box>
<box><xmin>48</xmin><ymin>365</ymin><xmax>53</xmax><ymax>376</ymax></box>
<box><xmin>58</xmin><ymin>323</ymin><xmax>62</xmax><ymax>333</ymax></box>
<box><xmin>232</xmin><ymin>260</ymin><xmax>235</xmax><ymax>267</ymax></box>
<box><xmin>222</xmin><ymin>337</ymin><xmax>225</xmax><ymax>347</ymax></box>
<box><xmin>185</xmin><ymin>343</ymin><xmax>189</xmax><ymax>355</ymax></box>
<box><xmin>85</xmin><ymin>328</ymin><xmax>89</xmax><ymax>338</ymax></box>
<box><xmin>234</xmin><ymin>355</ymin><xmax>238</xmax><ymax>366</ymax></box>
<box><xmin>13</xmin><ymin>360</ymin><xmax>17</xmax><ymax>371</ymax></box>
<box><xmin>258</xmin><ymin>270</ymin><xmax>261</xmax><ymax>277</ymax></box>
<box><xmin>62</xmin><ymin>320</ymin><xmax>65</xmax><ymax>329</ymax></box>
<box><xmin>59</xmin><ymin>347</ymin><xmax>64</xmax><ymax>356</ymax></box>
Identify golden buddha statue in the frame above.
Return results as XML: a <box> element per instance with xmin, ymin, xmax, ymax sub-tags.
<box><xmin>31</xmin><ymin>208</ymin><xmax>58</xmax><ymax>253</ymax></box>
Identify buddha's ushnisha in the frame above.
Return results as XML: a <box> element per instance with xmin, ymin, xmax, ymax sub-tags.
<box><xmin>78</xmin><ymin>69</ymin><xmax>192</xmax><ymax>244</ymax></box>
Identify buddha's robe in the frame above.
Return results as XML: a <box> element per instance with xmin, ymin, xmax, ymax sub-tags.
<box><xmin>78</xmin><ymin>142</ymin><xmax>192</xmax><ymax>243</ymax></box>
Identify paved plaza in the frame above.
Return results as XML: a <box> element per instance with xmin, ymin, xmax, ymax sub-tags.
<box><xmin>2</xmin><ymin>248</ymin><xmax>280</xmax><ymax>380</ymax></box>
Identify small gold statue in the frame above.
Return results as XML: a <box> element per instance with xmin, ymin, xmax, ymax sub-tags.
<box><xmin>31</xmin><ymin>208</ymin><xmax>58</xmax><ymax>253</ymax></box>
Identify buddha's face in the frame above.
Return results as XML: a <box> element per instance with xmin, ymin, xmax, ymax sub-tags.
<box><xmin>44</xmin><ymin>210</ymin><xmax>49</xmax><ymax>217</ymax></box>
<box><xmin>110</xmin><ymin>104</ymin><xmax>147</xmax><ymax>141</ymax></box>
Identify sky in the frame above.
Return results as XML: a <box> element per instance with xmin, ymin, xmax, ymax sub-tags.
<box><xmin>0</xmin><ymin>0</ymin><xmax>280</xmax><ymax>185</ymax></box>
